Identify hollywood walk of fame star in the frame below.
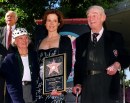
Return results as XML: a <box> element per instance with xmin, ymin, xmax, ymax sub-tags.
<box><xmin>47</xmin><ymin>59</ymin><xmax>62</xmax><ymax>75</ymax></box>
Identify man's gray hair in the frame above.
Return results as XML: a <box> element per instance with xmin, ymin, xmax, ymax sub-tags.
<box><xmin>5</xmin><ymin>10</ymin><xmax>18</xmax><ymax>20</ymax></box>
<box><xmin>86</xmin><ymin>5</ymin><xmax>106</xmax><ymax>16</ymax></box>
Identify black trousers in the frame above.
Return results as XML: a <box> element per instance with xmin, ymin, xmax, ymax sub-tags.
<box><xmin>0</xmin><ymin>76</ymin><xmax>5</xmax><ymax>103</ymax></box>
<box><xmin>81</xmin><ymin>73</ymin><xmax>120</xmax><ymax>103</ymax></box>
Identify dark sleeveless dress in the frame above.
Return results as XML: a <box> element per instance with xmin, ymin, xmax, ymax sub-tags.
<box><xmin>35</xmin><ymin>48</ymin><xmax>65</xmax><ymax>103</ymax></box>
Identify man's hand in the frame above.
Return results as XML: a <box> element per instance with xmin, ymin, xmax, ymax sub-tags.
<box><xmin>72</xmin><ymin>84</ymin><xmax>82</xmax><ymax>96</ymax></box>
<box><xmin>106</xmin><ymin>62</ymin><xmax>121</xmax><ymax>75</ymax></box>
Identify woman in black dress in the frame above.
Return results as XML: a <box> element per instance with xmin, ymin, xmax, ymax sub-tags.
<box><xmin>35</xmin><ymin>9</ymin><xmax>72</xmax><ymax>103</ymax></box>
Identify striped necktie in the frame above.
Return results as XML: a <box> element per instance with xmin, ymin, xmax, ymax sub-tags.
<box><xmin>93</xmin><ymin>33</ymin><xmax>99</xmax><ymax>46</ymax></box>
<box><xmin>7</xmin><ymin>26</ymin><xmax>12</xmax><ymax>49</ymax></box>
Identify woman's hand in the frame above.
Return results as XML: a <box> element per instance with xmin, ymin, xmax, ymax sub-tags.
<box><xmin>50</xmin><ymin>89</ymin><xmax>62</xmax><ymax>96</ymax></box>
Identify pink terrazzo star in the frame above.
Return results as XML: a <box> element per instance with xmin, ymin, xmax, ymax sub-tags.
<box><xmin>47</xmin><ymin>59</ymin><xmax>62</xmax><ymax>75</ymax></box>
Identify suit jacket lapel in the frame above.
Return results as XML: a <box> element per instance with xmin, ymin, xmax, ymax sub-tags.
<box><xmin>103</xmin><ymin>30</ymin><xmax>112</xmax><ymax>66</ymax></box>
<box><xmin>84</xmin><ymin>32</ymin><xmax>91</xmax><ymax>56</ymax></box>
<box><xmin>2</xmin><ymin>26</ymin><xmax>7</xmax><ymax>48</ymax></box>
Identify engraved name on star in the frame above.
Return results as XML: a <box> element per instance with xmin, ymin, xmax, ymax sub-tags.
<box><xmin>47</xmin><ymin>59</ymin><xmax>62</xmax><ymax>75</ymax></box>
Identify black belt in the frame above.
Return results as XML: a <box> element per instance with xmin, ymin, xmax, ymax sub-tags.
<box><xmin>86</xmin><ymin>70</ymin><xmax>104</xmax><ymax>76</ymax></box>
<box><xmin>22</xmin><ymin>81</ymin><xmax>31</xmax><ymax>86</ymax></box>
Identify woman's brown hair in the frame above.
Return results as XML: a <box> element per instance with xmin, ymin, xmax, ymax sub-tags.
<box><xmin>42</xmin><ymin>9</ymin><xmax>64</xmax><ymax>30</ymax></box>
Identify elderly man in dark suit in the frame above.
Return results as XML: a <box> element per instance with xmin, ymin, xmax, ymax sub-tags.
<box><xmin>0</xmin><ymin>10</ymin><xmax>18</xmax><ymax>49</ymax></box>
<box><xmin>0</xmin><ymin>10</ymin><xmax>18</xmax><ymax>103</ymax></box>
<box><xmin>73</xmin><ymin>5</ymin><xmax>130</xmax><ymax>103</ymax></box>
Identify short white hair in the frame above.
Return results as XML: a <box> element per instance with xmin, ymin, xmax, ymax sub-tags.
<box><xmin>86</xmin><ymin>5</ymin><xmax>106</xmax><ymax>16</ymax></box>
<box><xmin>5</xmin><ymin>10</ymin><xmax>18</xmax><ymax>21</ymax></box>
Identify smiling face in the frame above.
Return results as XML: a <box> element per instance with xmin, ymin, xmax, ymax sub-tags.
<box><xmin>87</xmin><ymin>6</ymin><xmax>106</xmax><ymax>32</ymax></box>
<box><xmin>15</xmin><ymin>35</ymin><xmax>29</xmax><ymax>49</ymax></box>
<box><xmin>45</xmin><ymin>14</ymin><xmax>59</xmax><ymax>33</ymax></box>
<box><xmin>5</xmin><ymin>11</ymin><xmax>18</xmax><ymax>26</ymax></box>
